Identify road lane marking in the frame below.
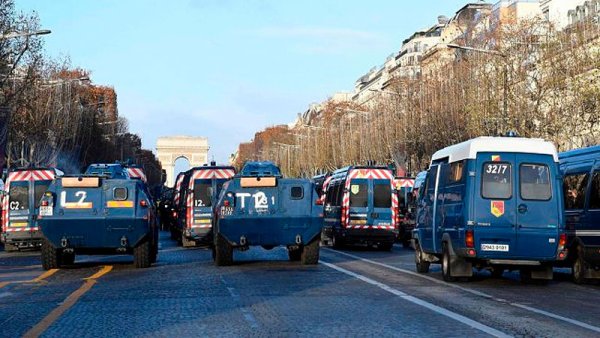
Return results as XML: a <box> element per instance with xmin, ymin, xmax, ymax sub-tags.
<box><xmin>320</xmin><ymin>259</ymin><xmax>511</xmax><ymax>338</ymax></box>
<box><xmin>325</xmin><ymin>248</ymin><xmax>600</xmax><ymax>334</ymax></box>
<box><xmin>0</xmin><ymin>268</ymin><xmax>59</xmax><ymax>289</ymax></box>
<box><xmin>220</xmin><ymin>275</ymin><xmax>260</xmax><ymax>329</ymax></box>
<box><xmin>23</xmin><ymin>265</ymin><xmax>113</xmax><ymax>338</ymax></box>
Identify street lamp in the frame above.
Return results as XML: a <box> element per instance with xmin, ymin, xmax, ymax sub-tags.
<box><xmin>0</xmin><ymin>29</ymin><xmax>51</xmax><ymax>40</ymax></box>
<box><xmin>447</xmin><ymin>43</ymin><xmax>509</xmax><ymax>119</ymax></box>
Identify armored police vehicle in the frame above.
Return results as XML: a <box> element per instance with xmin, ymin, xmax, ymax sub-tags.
<box><xmin>176</xmin><ymin>163</ymin><xmax>236</xmax><ymax>247</ymax></box>
<box><xmin>321</xmin><ymin>166</ymin><xmax>398</xmax><ymax>251</ymax></box>
<box><xmin>213</xmin><ymin>161</ymin><xmax>323</xmax><ymax>266</ymax></box>
<box><xmin>1</xmin><ymin>168</ymin><xmax>63</xmax><ymax>251</ymax></box>
<box><xmin>37</xmin><ymin>166</ymin><xmax>158</xmax><ymax>269</ymax></box>
<box><xmin>413</xmin><ymin>136</ymin><xmax>567</xmax><ymax>282</ymax></box>
<box><xmin>558</xmin><ymin>145</ymin><xmax>600</xmax><ymax>283</ymax></box>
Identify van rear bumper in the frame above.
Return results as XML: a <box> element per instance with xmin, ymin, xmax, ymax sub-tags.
<box><xmin>2</xmin><ymin>230</ymin><xmax>43</xmax><ymax>248</ymax></box>
<box><xmin>336</xmin><ymin>227</ymin><xmax>396</xmax><ymax>244</ymax></box>
<box><xmin>186</xmin><ymin>227</ymin><xmax>212</xmax><ymax>242</ymax></box>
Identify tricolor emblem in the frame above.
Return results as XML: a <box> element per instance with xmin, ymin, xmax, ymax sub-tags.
<box><xmin>491</xmin><ymin>200</ymin><xmax>505</xmax><ymax>218</ymax></box>
<box><xmin>492</xmin><ymin>155</ymin><xmax>501</xmax><ymax>162</ymax></box>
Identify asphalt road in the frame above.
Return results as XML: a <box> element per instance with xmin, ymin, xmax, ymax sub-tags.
<box><xmin>1</xmin><ymin>232</ymin><xmax>599</xmax><ymax>337</ymax></box>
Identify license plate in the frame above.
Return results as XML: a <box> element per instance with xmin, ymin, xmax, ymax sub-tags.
<box><xmin>481</xmin><ymin>243</ymin><xmax>509</xmax><ymax>252</ymax></box>
<box><xmin>40</xmin><ymin>206</ymin><xmax>53</xmax><ymax>216</ymax></box>
<box><xmin>220</xmin><ymin>206</ymin><xmax>233</xmax><ymax>217</ymax></box>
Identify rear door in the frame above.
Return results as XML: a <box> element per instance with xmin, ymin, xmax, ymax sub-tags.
<box><xmin>104</xmin><ymin>181</ymin><xmax>136</xmax><ymax>231</ymax></box>
<box><xmin>348</xmin><ymin>178</ymin><xmax>369</xmax><ymax>227</ymax></box>
<box><xmin>191</xmin><ymin>178</ymin><xmax>213</xmax><ymax>228</ymax></box>
<box><xmin>7</xmin><ymin>180</ymin><xmax>30</xmax><ymax>230</ymax></box>
<box><xmin>586</xmin><ymin>169</ymin><xmax>600</xmax><ymax>247</ymax></box>
<box><xmin>474</xmin><ymin>153</ymin><xmax>517</xmax><ymax>258</ymax></box>
<box><xmin>417</xmin><ymin>165</ymin><xmax>439</xmax><ymax>252</ymax></box>
<box><xmin>33</xmin><ymin>180</ymin><xmax>52</xmax><ymax>227</ymax></box>
<box><xmin>515</xmin><ymin>154</ymin><xmax>560</xmax><ymax>258</ymax></box>
<box><xmin>372</xmin><ymin>179</ymin><xmax>393</xmax><ymax>228</ymax></box>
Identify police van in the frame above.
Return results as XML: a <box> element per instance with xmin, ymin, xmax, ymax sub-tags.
<box><xmin>413</xmin><ymin>136</ymin><xmax>567</xmax><ymax>282</ymax></box>
<box><xmin>321</xmin><ymin>166</ymin><xmax>398</xmax><ymax>251</ymax></box>
<box><xmin>558</xmin><ymin>145</ymin><xmax>600</xmax><ymax>283</ymax></box>
<box><xmin>1</xmin><ymin>168</ymin><xmax>63</xmax><ymax>251</ymax></box>
<box><xmin>394</xmin><ymin>177</ymin><xmax>415</xmax><ymax>248</ymax></box>
<box><xmin>38</xmin><ymin>172</ymin><xmax>159</xmax><ymax>269</ymax></box>
<box><xmin>176</xmin><ymin>163</ymin><xmax>236</xmax><ymax>247</ymax></box>
<box><xmin>213</xmin><ymin>161</ymin><xmax>323</xmax><ymax>266</ymax></box>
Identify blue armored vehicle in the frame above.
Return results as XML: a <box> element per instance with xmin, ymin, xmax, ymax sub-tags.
<box><xmin>413</xmin><ymin>136</ymin><xmax>568</xmax><ymax>282</ymax></box>
<box><xmin>558</xmin><ymin>145</ymin><xmax>600</xmax><ymax>283</ymax></box>
<box><xmin>37</xmin><ymin>167</ymin><xmax>159</xmax><ymax>269</ymax></box>
<box><xmin>213</xmin><ymin>161</ymin><xmax>323</xmax><ymax>265</ymax></box>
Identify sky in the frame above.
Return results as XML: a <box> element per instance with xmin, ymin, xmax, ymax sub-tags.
<box><xmin>16</xmin><ymin>0</ymin><xmax>469</xmax><ymax>170</ymax></box>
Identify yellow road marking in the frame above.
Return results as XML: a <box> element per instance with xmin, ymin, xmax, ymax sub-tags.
<box><xmin>23</xmin><ymin>265</ymin><xmax>113</xmax><ymax>338</ymax></box>
<box><xmin>0</xmin><ymin>268</ymin><xmax>59</xmax><ymax>289</ymax></box>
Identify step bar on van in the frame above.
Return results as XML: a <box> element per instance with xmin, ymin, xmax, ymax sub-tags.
<box><xmin>488</xmin><ymin>260</ymin><xmax>541</xmax><ymax>266</ymax></box>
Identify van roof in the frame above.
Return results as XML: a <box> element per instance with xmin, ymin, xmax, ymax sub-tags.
<box><xmin>431</xmin><ymin>137</ymin><xmax>559</xmax><ymax>164</ymax></box>
<box><xmin>559</xmin><ymin>144</ymin><xmax>600</xmax><ymax>162</ymax></box>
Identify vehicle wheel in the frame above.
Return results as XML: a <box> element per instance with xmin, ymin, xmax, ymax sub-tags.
<box><xmin>332</xmin><ymin>232</ymin><xmax>344</xmax><ymax>249</ymax></box>
<box><xmin>301</xmin><ymin>238</ymin><xmax>320</xmax><ymax>265</ymax></box>
<box><xmin>288</xmin><ymin>247</ymin><xmax>301</xmax><ymax>261</ymax></box>
<box><xmin>442</xmin><ymin>243</ymin><xmax>456</xmax><ymax>282</ymax></box>
<box><xmin>150</xmin><ymin>241</ymin><xmax>158</xmax><ymax>264</ymax></box>
<box><xmin>490</xmin><ymin>267</ymin><xmax>504</xmax><ymax>278</ymax></box>
<box><xmin>134</xmin><ymin>239</ymin><xmax>152</xmax><ymax>268</ymax></box>
<box><xmin>182</xmin><ymin>234</ymin><xmax>195</xmax><ymax>248</ymax></box>
<box><xmin>41</xmin><ymin>238</ymin><xmax>60</xmax><ymax>270</ymax></box>
<box><xmin>214</xmin><ymin>233</ymin><xmax>233</xmax><ymax>266</ymax></box>
<box><xmin>414</xmin><ymin>241</ymin><xmax>430</xmax><ymax>273</ymax></box>
<box><xmin>61</xmin><ymin>252</ymin><xmax>75</xmax><ymax>266</ymax></box>
<box><xmin>3</xmin><ymin>243</ymin><xmax>18</xmax><ymax>252</ymax></box>
<box><xmin>572</xmin><ymin>246</ymin><xmax>587</xmax><ymax>284</ymax></box>
<box><xmin>379</xmin><ymin>242</ymin><xmax>393</xmax><ymax>251</ymax></box>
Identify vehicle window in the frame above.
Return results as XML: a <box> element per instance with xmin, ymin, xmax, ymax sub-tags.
<box><xmin>34</xmin><ymin>181</ymin><xmax>52</xmax><ymax>208</ymax></box>
<box><xmin>589</xmin><ymin>172</ymin><xmax>600</xmax><ymax>210</ymax></box>
<box><xmin>563</xmin><ymin>173</ymin><xmax>588</xmax><ymax>210</ymax></box>
<box><xmin>193</xmin><ymin>180</ymin><xmax>212</xmax><ymax>207</ymax></box>
<box><xmin>9</xmin><ymin>182</ymin><xmax>29</xmax><ymax>211</ymax></box>
<box><xmin>291</xmin><ymin>186</ymin><xmax>303</xmax><ymax>199</ymax></box>
<box><xmin>374</xmin><ymin>182</ymin><xmax>391</xmax><ymax>208</ymax></box>
<box><xmin>424</xmin><ymin>166</ymin><xmax>438</xmax><ymax>203</ymax></box>
<box><xmin>448</xmin><ymin>161</ymin><xmax>464</xmax><ymax>184</ymax></box>
<box><xmin>114</xmin><ymin>187</ymin><xmax>128</xmax><ymax>201</ymax></box>
<box><xmin>520</xmin><ymin>164</ymin><xmax>552</xmax><ymax>200</ymax></box>
<box><xmin>482</xmin><ymin>162</ymin><xmax>512</xmax><ymax>199</ymax></box>
<box><xmin>334</xmin><ymin>183</ymin><xmax>343</xmax><ymax>206</ymax></box>
<box><xmin>349</xmin><ymin>180</ymin><xmax>368</xmax><ymax>207</ymax></box>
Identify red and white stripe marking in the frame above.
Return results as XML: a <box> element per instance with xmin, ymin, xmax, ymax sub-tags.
<box><xmin>2</xmin><ymin>170</ymin><xmax>56</xmax><ymax>231</ymax></box>
<box><xmin>318</xmin><ymin>175</ymin><xmax>333</xmax><ymax>204</ymax></box>
<box><xmin>395</xmin><ymin>178</ymin><xmax>415</xmax><ymax>189</ymax></box>
<box><xmin>342</xmin><ymin>169</ymin><xmax>397</xmax><ymax>229</ymax></box>
<box><xmin>173</xmin><ymin>175</ymin><xmax>184</xmax><ymax>206</ymax></box>
<box><xmin>348</xmin><ymin>225</ymin><xmax>395</xmax><ymax>230</ymax></box>
<box><xmin>186</xmin><ymin>168</ymin><xmax>235</xmax><ymax>229</ymax></box>
<box><xmin>191</xmin><ymin>224</ymin><xmax>212</xmax><ymax>229</ymax></box>
<box><xmin>127</xmin><ymin>168</ymin><xmax>147</xmax><ymax>183</ymax></box>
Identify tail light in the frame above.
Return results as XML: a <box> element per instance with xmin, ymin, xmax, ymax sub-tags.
<box><xmin>341</xmin><ymin>206</ymin><xmax>348</xmax><ymax>227</ymax></box>
<box><xmin>41</xmin><ymin>200</ymin><xmax>49</xmax><ymax>207</ymax></box>
<box><xmin>315</xmin><ymin>198</ymin><xmax>323</xmax><ymax>206</ymax></box>
<box><xmin>140</xmin><ymin>200</ymin><xmax>148</xmax><ymax>207</ymax></box>
<box><xmin>465</xmin><ymin>229</ymin><xmax>474</xmax><ymax>248</ymax></box>
<box><xmin>559</xmin><ymin>233</ymin><xmax>567</xmax><ymax>247</ymax></box>
<box><xmin>172</xmin><ymin>211</ymin><xmax>177</xmax><ymax>218</ymax></box>
<box><xmin>224</xmin><ymin>200</ymin><xmax>230</xmax><ymax>207</ymax></box>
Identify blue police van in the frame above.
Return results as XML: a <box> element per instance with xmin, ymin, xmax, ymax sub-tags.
<box><xmin>38</xmin><ymin>169</ymin><xmax>159</xmax><ymax>269</ymax></box>
<box><xmin>320</xmin><ymin>166</ymin><xmax>398</xmax><ymax>251</ymax></box>
<box><xmin>558</xmin><ymin>145</ymin><xmax>600</xmax><ymax>283</ymax></box>
<box><xmin>176</xmin><ymin>163</ymin><xmax>236</xmax><ymax>247</ymax></box>
<box><xmin>213</xmin><ymin>161</ymin><xmax>323</xmax><ymax>266</ymax></box>
<box><xmin>413</xmin><ymin>136</ymin><xmax>567</xmax><ymax>282</ymax></box>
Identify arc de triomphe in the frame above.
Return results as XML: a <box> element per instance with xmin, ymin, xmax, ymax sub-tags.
<box><xmin>156</xmin><ymin>136</ymin><xmax>209</xmax><ymax>187</ymax></box>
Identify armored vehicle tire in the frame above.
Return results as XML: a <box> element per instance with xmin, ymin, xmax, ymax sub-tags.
<box><xmin>214</xmin><ymin>234</ymin><xmax>233</xmax><ymax>266</ymax></box>
<box><xmin>134</xmin><ymin>240</ymin><xmax>152</xmax><ymax>268</ymax></box>
<box><xmin>442</xmin><ymin>244</ymin><xmax>457</xmax><ymax>282</ymax></box>
<box><xmin>288</xmin><ymin>247</ymin><xmax>301</xmax><ymax>261</ymax></box>
<box><xmin>379</xmin><ymin>242</ymin><xmax>393</xmax><ymax>251</ymax></box>
<box><xmin>41</xmin><ymin>239</ymin><xmax>60</xmax><ymax>270</ymax></box>
<box><xmin>301</xmin><ymin>238</ymin><xmax>320</xmax><ymax>265</ymax></box>
<box><xmin>3</xmin><ymin>243</ymin><xmax>18</xmax><ymax>252</ymax></box>
<box><xmin>62</xmin><ymin>252</ymin><xmax>75</xmax><ymax>266</ymax></box>
<box><xmin>414</xmin><ymin>241</ymin><xmax>430</xmax><ymax>273</ymax></box>
<box><xmin>572</xmin><ymin>246</ymin><xmax>587</xmax><ymax>284</ymax></box>
<box><xmin>182</xmin><ymin>235</ymin><xmax>196</xmax><ymax>248</ymax></box>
